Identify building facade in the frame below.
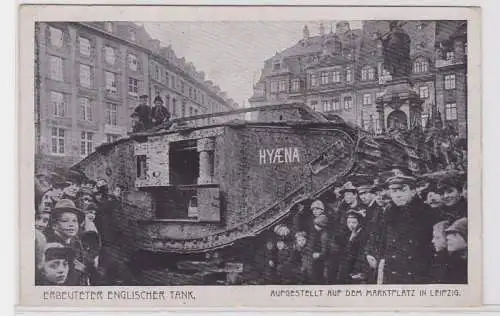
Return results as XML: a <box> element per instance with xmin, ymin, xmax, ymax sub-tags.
<box><xmin>249</xmin><ymin>20</ymin><xmax>467</xmax><ymax>137</ymax></box>
<box><xmin>35</xmin><ymin>22</ymin><xmax>238</xmax><ymax>172</ymax></box>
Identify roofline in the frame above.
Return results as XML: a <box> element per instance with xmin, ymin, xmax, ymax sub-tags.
<box><xmin>70</xmin><ymin>22</ymin><xmax>234</xmax><ymax>108</ymax></box>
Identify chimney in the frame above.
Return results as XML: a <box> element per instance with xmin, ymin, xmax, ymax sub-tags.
<box><xmin>303</xmin><ymin>25</ymin><xmax>310</xmax><ymax>40</ymax></box>
<box><xmin>319</xmin><ymin>22</ymin><xmax>325</xmax><ymax>36</ymax></box>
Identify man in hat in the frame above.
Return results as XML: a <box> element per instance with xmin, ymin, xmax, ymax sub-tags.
<box><xmin>437</xmin><ymin>174</ymin><xmax>467</xmax><ymax>223</ymax></box>
<box><xmin>132</xmin><ymin>94</ymin><xmax>152</xmax><ymax>131</ymax></box>
<box><xmin>44</xmin><ymin>199</ymin><xmax>87</xmax><ymax>285</ymax></box>
<box><xmin>357</xmin><ymin>178</ymin><xmax>379</xmax><ymax>224</ymax></box>
<box><xmin>444</xmin><ymin>217</ymin><xmax>468</xmax><ymax>283</ymax></box>
<box><xmin>308</xmin><ymin>214</ymin><xmax>330</xmax><ymax>284</ymax></box>
<box><xmin>365</xmin><ymin>167</ymin><xmax>435</xmax><ymax>284</ymax></box>
<box><xmin>151</xmin><ymin>95</ymin><xmax>171</xmax><ymax>127</ymax></box>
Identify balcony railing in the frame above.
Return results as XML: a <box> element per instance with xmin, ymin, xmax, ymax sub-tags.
<box><xmin>435</xmin><ymin>58</ymin><xmax>464</xmax><ymax>68</ymax></box>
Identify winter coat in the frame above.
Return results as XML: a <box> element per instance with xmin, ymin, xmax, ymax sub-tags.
<box><xmin>429</xmin><ymin>250</ymin><xmax>449</xmax><ymax>284</ymax></box>
<box><xmin>305</xmin><ymin>228</ymin><xmax>330</xmax><ymax>284</ymax></box>
<box><xmin>366</xmin><ymin>197</ymin><xmax>435</xmax><ymax>284</ymax></box>
<box><xmin>43</xmin><ymin>228</ymin><xmax>87</xmax><ymax>286</ymax></box>
<box><xmin>443</xmin><ymin>250</ymin><xmax>468</xmax><ymax>284</ymax></box>
<box><xmin>151</xmin><ymin>105</ymin><xmax>171</xmax><ymax>126</ymax></box>
<box><xmin>336</xmin><ymin>227</ymin><xmax>369</xmax><ymax>284</ymax></box>
<box><xmin>133</xmin><ymin>104</ymin><xmax>152</xmax><ymax>129</ymax></box>
<box><xmin>276</xmin><ymin>245</ymin><xmax>296</xmax><ymax>284</ymax></box>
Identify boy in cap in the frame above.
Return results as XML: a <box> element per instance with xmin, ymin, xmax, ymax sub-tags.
<box><xmin>151</xmin><ymin>95</ymin><xmax>171</xmax><ymax>127</ymax></box>
<box><xmin>444</xmin><ymin>217</ymin><xmax>468</xmax><ymax>284</ymax></box>
<box><xmin>437</xmin><ymin>174</ymin><xmax>467</xmax><ymax>223</ymax></box>
<box><xmin>336</xmin><ymin>210</ymin><xmax>369</xmax><ymax>284</ymax></box>
<box><xmin>429</xmin><ymin>220</ymin><xmax>450</xmax><ymax>283</ymax></box>
<box><xmin>44</xmin><ymin>199</ymin><xmax>88</xmax><ymax>285</ymax></box>
<box><xmin>132</xmin><ymin>94</ymin><xmax>152</xmax><ymax>130</ymax></box>
<box><xmin>35</xmin><ymin>243</ymin><xmax>75</xmax><ymax>285</ymax></box>
<box><xmin>364</xmin><ymin>166</ymin><xmax>434</xmax><ymax>284</ymax></box>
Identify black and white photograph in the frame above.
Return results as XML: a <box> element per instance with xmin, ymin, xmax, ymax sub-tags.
<box><xmin>31</xmin><ymin>18</ymin><xmax>473</xmax><ymax>288</ymax></box>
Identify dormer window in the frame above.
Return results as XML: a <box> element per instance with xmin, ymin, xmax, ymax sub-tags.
<box><xmin>273</xmin><ymin>61</ymin><xmax>281</xmax><ymax>71</ymax></box>
<box><xmin>413</xmin><ymin>57</ymin><xmax>429</xmax><ymax>73</ymax></box>
<box><xmin>446</xmin><ymin>51</ymin><xmax>455</xmax><ymax>62</ymax></box>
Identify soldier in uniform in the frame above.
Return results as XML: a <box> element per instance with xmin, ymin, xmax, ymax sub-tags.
<box><xmin>365</xmin><ymin>167</ymin><xmax>435</xmax><ymax>284</ymax></box>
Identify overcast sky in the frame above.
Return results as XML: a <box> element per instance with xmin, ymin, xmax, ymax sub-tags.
<box><xmin>143</xmin><ymin>21</ymin><xmax>362</xmax><ymax>107</ymax></box>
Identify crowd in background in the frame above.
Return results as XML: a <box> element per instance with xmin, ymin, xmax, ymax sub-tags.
<box><xmin>34</xmin><ymin>169</ymin><xmax>133</xmax><ymax>286</ymax></box>
<box><xmin>256</xmin><ymin>166</ymin><xmax>468</xmax><ymax>285</ymax></box>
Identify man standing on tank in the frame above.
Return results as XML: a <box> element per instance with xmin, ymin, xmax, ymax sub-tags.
<box><xmin>132</xmin><ymin>94</ymin><xmax>152</xmax><ymax>131</ymax></box>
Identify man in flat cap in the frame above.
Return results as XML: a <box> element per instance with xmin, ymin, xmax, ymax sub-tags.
<box><xmin>365</xmin><ymin>167</ymin><xmax>435</xmax><ymax>284</ymax></box>
<box><xmin>132</xmin><ymin>94</ymin><xmax>152</xmax><ymax>131</ymax></box>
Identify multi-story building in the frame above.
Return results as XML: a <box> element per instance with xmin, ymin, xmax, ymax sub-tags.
<box><xmin>249</xmin><ymin>20</ymin><xmax>467</xmax><ymax>137</ymax></box>
<box><xmin>35</xmin><ymin>22</ymin><xmax>238</xmax><ymax>172</ymax></box>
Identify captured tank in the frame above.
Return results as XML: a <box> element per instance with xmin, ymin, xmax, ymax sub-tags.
<box><xmin>73</xmin><ymin>102</ymin><xmax>428</xmax><ymax>285</ymax></box>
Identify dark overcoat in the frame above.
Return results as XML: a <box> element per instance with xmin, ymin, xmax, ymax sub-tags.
<box><xmin>369</xmin><ymin>197</ymin><xmax>435</xmax><ymax>284</ymax></box>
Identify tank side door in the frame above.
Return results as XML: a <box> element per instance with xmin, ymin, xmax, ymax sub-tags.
<box><xmin>197</xmin><ymin>186</ymin><xmax>221</xmax><ymax>222</ymax></box>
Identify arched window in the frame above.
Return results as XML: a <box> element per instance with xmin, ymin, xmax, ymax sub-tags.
<box><xmin>413</xmin><ymin>57</ymin><xmax>429</xmax><ymax>73</ymax></box>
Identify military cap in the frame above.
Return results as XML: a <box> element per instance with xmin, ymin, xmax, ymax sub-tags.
<box><xmin>384</xmin><ymin>166</ymin><xmax>416</xmax><ymax>186</ymax></box>
<box><xmin>310</xmin><ymin>199</ymin><xmax>325</xmax><ymax>211</ymax></box>
<box><xmin>346</xmin><ymin>209</ymin><xmax>366</xmax><ymax>222</ymax></box>
<box><xmin>338</xmin><ymin>181</ymin><xmax>358</xmax><ymax>194</ymax></box>
<box><xmin>140</xmin><ymin>94</ymin><xmax>149</xmax><ymax>99</ymax></box>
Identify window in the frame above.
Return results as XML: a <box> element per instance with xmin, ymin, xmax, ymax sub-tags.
<box><xmin>194</xmin><ymin>109</ymin><xmax>199</xmax><ymax>116</ymax></box>
<box><xmin>322</xmin><ymin>100</ymin><xmax>330</xmax><ymax>112</ymax></box>
<box><xmin>270</xmin><ymin>80</ymin><xmax>278</xmax><ymax>93</ymax></box>
<box><xmin>445</xmin><ymin>103</ymin><xmax>457</xmax><ymax>121</ymax></box>
<box><xmin>154</xmin><ymin>86</ymin><xmax>160</xmax><ymax>95</ymax></box>
<box><xmin>80</xmin><ymin>132</ymin><xmax>94</xmax><ymax>156</ymax></box>
<box><xmin>49</xmin><ymin>56</ymin><xmax>63</xmax><ymax>81</ymax></box>
<box><xmin>79</xmin><ymin>37</ymin><xmax>91</xmax><ymax>57</ymax></box>
<box><xmin>363</xmin><ymin>93</ymin><xmax>372</xmax><ymax>106</ymax></box>
<box><xmin>106</xmin><ymin>102</ymin><xmax>118</xmax><ymax>126</ymax></box>
<box><xmin>172</xmin><ymin>98</ymin><xmax>177</xmax><ymax>116</ymax></box>
<box><xmin>181</xmin><ymin>81</ymin><xmax>185</xmax><ymax>93</ymax></box>
<box><xmin>344</xmin><ymin>96</ymin><xmax>353</xmax><ymax>109</ymax></box>
<box><xmin>189</xmin><ymin>107</ymin><xmax>194</xmax><ymax>116</ymax></box>
<box><xmin>332</xmin><ymin>99</ymin><xmax>340</xmax><ymax>111</ymax></box>
<box><xmin>154</xmin><ymin>65</ymin><xmax>160</xmax><ymax>81</ymax></box>
<box><xmin>273</xmin><ymin>61</ymin><xmax>281</xmax><ymax>71</ymax></box>
<box><xmin>49</xmin><ymin>27</ymin><xmax>63</xmax><ymax>48</ymax></box>
<box><xmin>104</xmin><ymin>46</ymin><xmax>115</xmax><ymax>65</ymax></box>
<box><xmin>189</xmin><ymin>87</ymin><xmax>193</xmax><ymax>98</ymax></box>
<box><xmin>79</xmin><ymin>64</ymin><xmax>91</xmax><ymax>88</ymax></box>
<box><xmin>332</xmin><ymin>71</ymin><xmax>341</xmax><ymax>83</ymax></box>
<box><xmin>346</xmin><ymin>68</ymin><xmax>352</xmax><ymax>82</ymax></box>
<box><xmin>105</xmin><ymin>71</ymin><xmax>117</xmax><ymax>94</ymax></box>
<box><xmin>51</xmin><ymin>128</ymin><xmax>65</xmax><ymax>154</ymax></box>
<box><xmin>50</xmin><ymin>91</ymin><xmax>65</xmax><ymax>117</ymax></box>
<box><xmin>278</xmin><ymin>80</ymin><xmax>287</xmax><ymax>92</ymax></box>
<box><xmin>419</xmin><ymin>86</ymin><xmax>429</xmax><ymax>98</ymax></box>
<box><xmin>376</xmin><ymin>92</ymin><xmax>384</xmax><ymax>99</ymax></box>
<box><xmin>361</xmin><ymin>66</ymin><xmax>375</xmax><ymax>81</ymax></box>
<box><xmin>128</xmin><ymin>77</ymin><xmax>139</xmax><ymax>96</ymax></box>
<box><xmin>310</xmin><ymin>74</ymin><xmax>318</xmax><ymax>87</ymax></box>
<box><xmin>321</xmin><ymin>72</ymin><xmax>329</xmax><ymax>85</ymax></box>
<box><xmin>201</xmin><ymin>94</ymin><xmax>205</xmax><ymax>104</ymax></box>
<box><xmin>291</xmin><ymin>79</ymin><xmax>300</xmax><ymax>92</ymax></box>
<box><xmin>128</xmin><ymin>54</ymin><xmax>138</xmax><ymax>71</ymax></box>
<box><xmin>79</xmin><ymin>97</ymin><xmax>92</xmax><ymax>121</ymax></box>
<box><xmin>446</xmin><ymin>51</ymin><xmax>455</xmax><ymax>62</ymax></box>
<box><xmin>413</xmin><ymin>57</ymin><xmax>429</xmax><ymax>73</ymax></box>
<box><xmin>106</xmin><ymin>134</ymin><xmax>119</xmax><ymax>143</ymax></box>
<box><xmin>310</xmin><ymin>101</ymin><xmax>318</xmax><ymax>111</ymax></box>
<box><xmin>421</xmin><ymin>113</ymin><xmax>429</xmax><ymax>128</ymax></box>
<box><xmin>194</xmin><ymin>89</ymin><xmax>198</xmax><ymax>101</ymax></box>
<box><xmin>105</xmin><ymin>22</ymin><xmax>113</xmax><ymax>32</ymax></box>
<box><xmin>129</xmin><ymin>30</ymin><xmax>136</xmax><ymax>41</ymax></box>
<box><xmin>444</xmin><ymin>74</ymin><xmax>456</xmax><ymax>90</ymax></box>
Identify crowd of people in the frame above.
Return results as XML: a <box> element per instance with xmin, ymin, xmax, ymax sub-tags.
<box><xmin>255</xmin><ymin>166</ymin><xmax>468</xmax><ymax>285</ymax></box>
<box><xmin>34</xmin><ymin>169</ymin><xmax>132</xmax><ymax>286</ymax></box>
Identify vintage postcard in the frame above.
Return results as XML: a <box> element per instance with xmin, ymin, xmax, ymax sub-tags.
<box><xmin>18</xmin><ymin>4</ymin><xmax>482</xmax><ymax>310</ymax></box>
